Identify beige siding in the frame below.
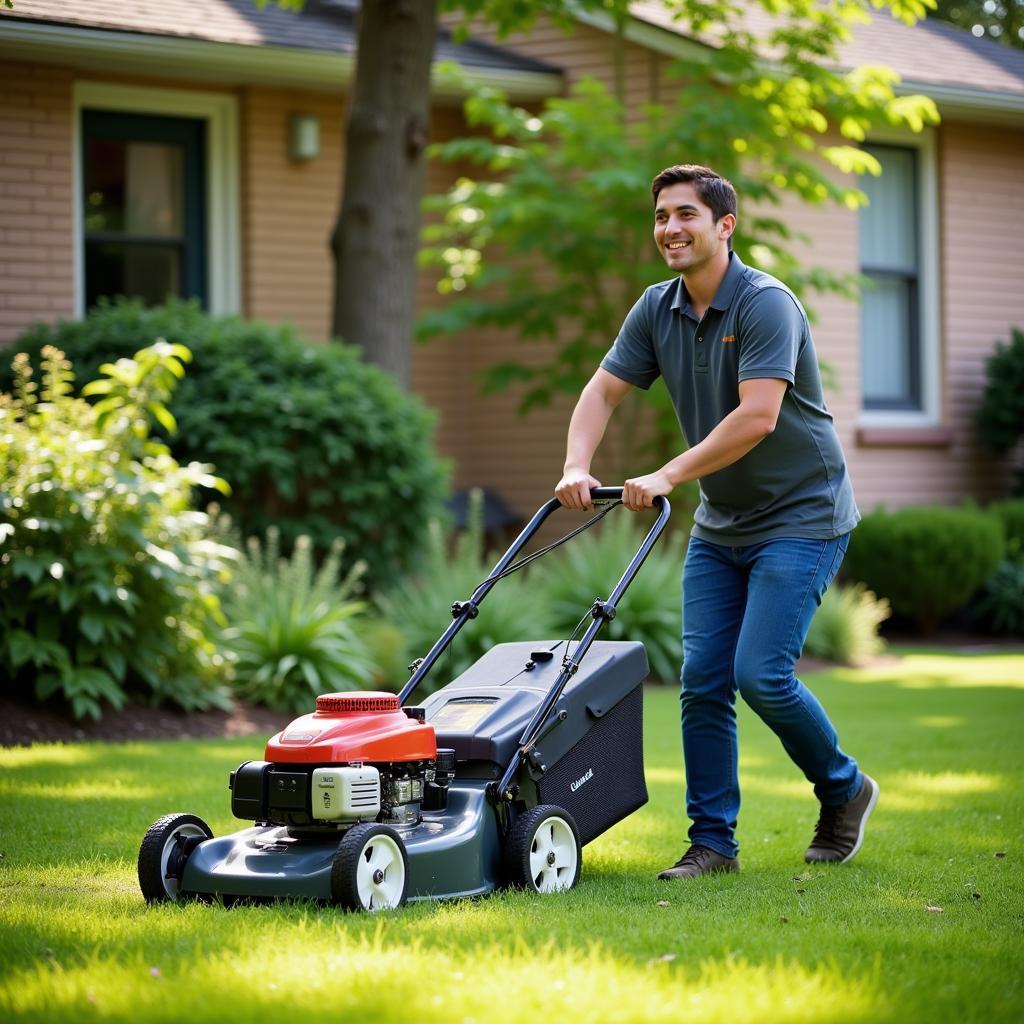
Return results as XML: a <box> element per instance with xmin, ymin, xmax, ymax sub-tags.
<box><xmin>0</xmin><ymin>62</ymin><xmax>74</xmax><ymax>347</ymax></box>
<box><xmin>240</xmin><ymin>87</ymin><xmax>345</xmax><ymax>340</ymax></box>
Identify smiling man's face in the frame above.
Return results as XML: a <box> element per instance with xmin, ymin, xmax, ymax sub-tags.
<box><xmin>653</xmin><ymin>181</ymin><xmax>733</xmax><ymax>275</ymax></box>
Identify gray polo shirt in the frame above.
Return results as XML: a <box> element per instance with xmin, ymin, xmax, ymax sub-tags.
<box><xmin>601</xmin><ymin>252</ymin><xmax>859</xmax><ymax>545</ymax></box>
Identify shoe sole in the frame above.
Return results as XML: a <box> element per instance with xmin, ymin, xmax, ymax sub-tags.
<box><xmin>839</xmin><ymin>775</ymin><xmax>879</xmax><ymax>864</ymax></box>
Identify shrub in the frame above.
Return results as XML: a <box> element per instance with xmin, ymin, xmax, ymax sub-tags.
<box><xmin>533</xmin><ymin>508</ymin><xmax>686</xmax><ymax>683</ymax></box>
<box><xmin>217</xmin><ymin>528</ymin><xmax>375</xmax><ymax>713</ymax></box>
<box><xmin>971</xmin><ymin>560</ymin><xmax>1024</xmax><ymax>637</ymax></box>
<box><xmin>0</xmin><ymin>345</ymin><xmax>233</xmax><ymax>719</ymax></box>
<box><xmin>975</xmin><ymin>327</ymin><xmax>1024</xmax><ymax>466</ymax></box>
<box><xmin>804</xmin><ymin>583</ymin><xmax>890</xmax><ymax>665</ymax></box>
<box><xmin>843</xmin><ymin>505</ymin><xmax>1004</xmax><ymax>633</ymax></box>
<box><xmin>376</xmin><ymin>490</ymin><xmax>548</xmax><ymax>696</ymax></box>
<box><xmin>988</xmin><ymin>499</ymin><xmax>1024</xmax><ymax>562</ymax></box>
<box><xmin>5</xmin><ymin>298</ymin><xmax>450</xmax><ymax>589</ymax></box>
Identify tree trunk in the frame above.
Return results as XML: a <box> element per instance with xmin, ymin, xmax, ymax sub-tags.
<box><xmin>331</xmin><ymin>0</ymin><xmax>439</xmax><ymax>387</ymax></box>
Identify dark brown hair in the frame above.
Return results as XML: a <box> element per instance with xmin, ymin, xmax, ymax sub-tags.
<box><xmin>651</xmin><ymin>164</ymin><xmax>737</xmax><ymax>224</ymax></box>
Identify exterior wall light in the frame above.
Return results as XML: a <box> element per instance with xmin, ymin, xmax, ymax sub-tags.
<box><xmin>289</xmin><ymin>114</ymin><xmax>320</xmax><ymax>161</ymax></box>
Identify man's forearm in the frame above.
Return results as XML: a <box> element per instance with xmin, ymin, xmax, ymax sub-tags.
<box><xmin>563</xmin><ymin>384</ymin><xmax>616</xmax><ymax>472</ymax></box>
<box><xmin>662</xmin><ymin>401</ymin><xmax>775</xmax><ymax>485</ymax></box>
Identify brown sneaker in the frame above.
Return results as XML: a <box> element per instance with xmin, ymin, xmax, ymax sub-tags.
<box><xmin>657</xmin><ymin>844</ymin><xmax>740</xmax><ymax>880</ymax></box>
<box><xmin>805</xmin><ymin>774</ymin><xmax>880</xmax><ymax>864</ymax></box>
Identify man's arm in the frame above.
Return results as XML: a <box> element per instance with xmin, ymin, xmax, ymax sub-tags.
<box><xmin>555</xmin><ymin>368</ymin><xmax>634</xmax><ymax>509</ymax></box>
<box><xmin>621</xmin><ymin>377</ymin><xmax>788</xmax><ymax>511</ymax></box>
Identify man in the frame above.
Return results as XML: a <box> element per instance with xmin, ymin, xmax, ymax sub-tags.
<box><xmin>555</xmin><ymin>164</ymin><xmax>878</xmax><ymax>878</ymax></box>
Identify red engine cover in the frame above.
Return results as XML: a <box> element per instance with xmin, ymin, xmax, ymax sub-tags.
<box><xmin>264</xmin><ymin>692</ymin><xmax>436</xmax><ymax>764</ymax></box>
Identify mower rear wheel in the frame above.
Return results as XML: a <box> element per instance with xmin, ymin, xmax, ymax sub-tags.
<box><xmin>138</xmin><ymin>813</ymin><xmax>213</xmax><ymax>903</ymax></box>
<box><xmin>331</xmin><ymin>824</ymin><xmax>409</xmax><ymax>911</ymax></box>
<box><xmin>505</xmin><ymin>805</ymin><xmax>581</xmax><ymax>894</ymax></box>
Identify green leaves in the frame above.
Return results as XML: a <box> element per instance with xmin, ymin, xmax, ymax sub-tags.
<box><xmin>420</xmin><ymin>0</ymin><xmax>942</xmax><ymax>457</ymax></box>
<box><xmin>3</xmin><ymin>297</ymin><xmax>450</xmax><ymax>592</ymax></box>
<box><xmin>1</xmin><ymin>344</ymin><xmax>232</xmax><ymax>718</ymax></box>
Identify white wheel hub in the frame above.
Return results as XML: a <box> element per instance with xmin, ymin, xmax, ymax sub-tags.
<box><xmin>158</xmin><ymin>823</ymin><xmax>207</xmax><ymax>899</ymax></box>
<box><xmin>529</xmin><ymin>816</ymin><xmax>578</xmax><ymax>893</ymax></box>
<box><xmin>355</xmin><ymin>834</ymin><xmax>406</xmax><ymax>910</ymax></box>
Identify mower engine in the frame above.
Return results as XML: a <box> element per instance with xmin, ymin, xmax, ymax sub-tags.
<box><xmin>228</xmin><ymin>693</ymin><xmax>455</xmax><ymax>831</ymax></box>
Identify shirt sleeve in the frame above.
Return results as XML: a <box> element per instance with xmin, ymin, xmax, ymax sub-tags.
<box><xmin>735</xmin><ymin>286</ymin><xmax>803</xmax><ymax>386</ymax></box>
<box><xmin>599</xmin><ymin>290</ymin><xmax>661</xmax><ymax>390</ymax></box>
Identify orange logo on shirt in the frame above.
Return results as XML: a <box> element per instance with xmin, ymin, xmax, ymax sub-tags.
<box><xmin>721</xmin><ymin>335</ymin><xmax>736</xmax><ymax>343</ymax></box>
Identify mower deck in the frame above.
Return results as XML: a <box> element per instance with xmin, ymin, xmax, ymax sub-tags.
<box><xmin>181</xmin><ymin>781</ymin><xmax>501</xmax><ymax>903</ymax></box>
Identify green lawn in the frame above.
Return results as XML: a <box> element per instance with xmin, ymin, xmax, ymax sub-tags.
<box><xmin>1</xmin><ymin>648</ymin><xmax>1022</xmax><ymax>1023</ymax></box>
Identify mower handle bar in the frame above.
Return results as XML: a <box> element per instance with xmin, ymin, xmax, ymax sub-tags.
<box><xmin>398</xmin><ymin>488</ymin><xmax>670</xmax><ymax>798</ymax></box>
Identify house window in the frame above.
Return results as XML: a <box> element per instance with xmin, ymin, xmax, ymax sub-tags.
<box><xmin>81</xmin><ymin>110</ymin><xmax>207</xmax><ymax>309</ymax></box>
<box><xmin>859</xmin><ymin>144</ymin><xmax>921</xmax><ymax>412</ymax></box>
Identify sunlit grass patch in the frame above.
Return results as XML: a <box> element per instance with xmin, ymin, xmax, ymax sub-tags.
<box><xmin>1</xmin><ymin>650</ymin><xmax>1022</xmax><ymax>1023</ymax></box>
<box><xmin>834</xmin><ymin>649</ymin><xmax>1024</xmax><ymax>689</ymax></box>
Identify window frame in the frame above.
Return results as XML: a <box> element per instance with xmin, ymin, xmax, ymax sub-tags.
<box><xmin>73</xmin><ymin>82</ymin><xmax>240</xmax><ymax>317</ymax></box>
<box><xmin>857</xmin><ymin>128</ymin><xmax>940</xmax><ymax>429</ymax></box>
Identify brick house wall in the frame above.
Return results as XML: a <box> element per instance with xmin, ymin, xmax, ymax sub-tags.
<box><xmin>0</xmin><ymin>62</ymin><xmax>75</xmax><ymax>347</ymax></box>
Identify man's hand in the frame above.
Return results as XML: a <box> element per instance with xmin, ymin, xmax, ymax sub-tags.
<box><xmin>555</xmin><ymin>468</ymin><xmax>602</xmax><ymax>509</ymax></box>
<box><xmin>622</xmin><ymin>470</ymin><xmax>674</xmax><ymax>511</ymax></box>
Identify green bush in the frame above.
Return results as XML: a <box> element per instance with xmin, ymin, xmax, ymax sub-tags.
<box><xmin>534</xmin><ymin>509</ymin><xmax>685</xmax><ymax>683</ymax></box>
<box><xmin>217</xmin><ymin>528</ymin><xmax>375</xmax><ymax>713</ymax></box>
<box><xmin>988</xmin><ymin>499</ymin><xmax>1024</xmax><ymax>562</ymax></box>
<box><xmin>966</xmin><ymin>565</ymin><xmax>1024</xmax><ymax>634</ymax></box>
<box><xmin>844</xmin><ymin>505</ymin><xmax>1004</xmax><ymax>633</ymax></box>
<box><xmin>0</xmin><ymin>345</ymin><xmax>233</xmax><ymax>719</ymax></box>
<box><xmin>5</xmin><ymin>298</ymin><xmax>450</xmax><ymax>589</ymax></box>
<box><xmin>804</xmin><ymin>583</ymin><xmax>890</xmax><ymax>665</ymax></box>
<box><xmin>976</xmin><ymin>328</ymin><xmax>1024</xmax><ymax>469</ymax></box>
<box><xmin>971</xmin><ymin>560</ymin><xmax>1024</xmax><ymax>637</ymax></box>
<box><xmin>376</xmin><ymin>490</ymin><xmax>548</xmax><ymax>696</ymax></box>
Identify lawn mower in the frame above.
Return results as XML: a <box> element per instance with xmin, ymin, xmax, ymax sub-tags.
<box><xmin>138</xmin><ymin>487</ymin><xmax>671</xmax><ymax>911</ymax></box>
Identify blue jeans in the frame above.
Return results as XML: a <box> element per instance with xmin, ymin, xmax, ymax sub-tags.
<box><xmin>680</xmin><ymin>534</ymin><xmax>861</xmax><ymax>858</ymax></box>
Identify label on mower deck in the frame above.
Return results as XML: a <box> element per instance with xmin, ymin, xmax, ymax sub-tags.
<box><xmin>432</xmin><ymin>698</ymin><xmax>499</xmax><ymax>731</ymax></box>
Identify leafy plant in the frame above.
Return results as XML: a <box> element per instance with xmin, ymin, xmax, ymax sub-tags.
<box><xmin>4</xmin><ymin>298</ymin><xmax>451</xmax><ymax>589</ymax></box>
<box><xmin>971</xmin><ymin>560</ymin><xmax>1024</xmax><ymax>637</ymax></box>
<box><xmin>804</xmin><ymin>583</ymin><xmax>890</xmax><ymax>665</ymax></box>
<box><xmin>421</xmin><ymin>16</ymin><xmax>937</xmax><ymax>467</ymax></box>
<box><xmin>376</xmin><ymin>490</ymin><xmax>548</xmax><ymax>696</ymax></box>
<box><xmin>976</xmin><ymin>328</ymin><xmax>1024</xmax><ymax>493</ymax></box>
<box><xmin>0</xmin><ymin>345</ymin><xmax>233</xmax><ymax>719</ymax></box>
<box><xmin>218</xmin><ymin>528</ymin><xmax>375</xmax><ymax>713</ymax></box>
<box><xmin>533</xmin><ymin>509</ymin><xmax>686</xmax><ymax>683</ymax></box>
<box><xmin>843</xmin><ymin>505</ymin><xmax>1004</xmax><ymax>633</ymax></box>
<box><xmin>988</xmin><ymin>499</ymin><xmax>1024</xmax><ymax>561</ymax></box>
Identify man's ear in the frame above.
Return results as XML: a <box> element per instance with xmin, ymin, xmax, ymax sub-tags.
<box><xmin>719</xmin><ymin>213</ymin><xmax>737</xmax><ymax>241</ymax></box>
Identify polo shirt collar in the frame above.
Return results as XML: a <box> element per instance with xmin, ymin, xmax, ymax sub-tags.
<box><xmin>671</xmin><ymin>251</ymin><xmax>746</xmax><ymax>314</ymax></box>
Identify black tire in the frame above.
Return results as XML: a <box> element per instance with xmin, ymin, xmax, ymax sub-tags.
<box><xmin>330</xmin><ymin>823</ymin><xmax>409</xmax><ymax>912</ymax></box>
<box><xmin>138</xmin><ymin>813</ymin><xmax>213</xmax><ymax>904</ymax></box>
<box><xmin>504</xmin><ymin>804</ymin><xmax>582</xmax><ymax>893</ymax></box>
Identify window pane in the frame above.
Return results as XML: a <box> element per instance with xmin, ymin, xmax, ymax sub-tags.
<box><xmin>859</xmin><ymin>146</ymin><xmax>916</xmax><ymax>273</ymax></box>
<box><xmin>861</xmin><ymin>274</ymin><xmax>913</xmax><ymax>405</ymax></box>
<box><xmin>84</xmin><ymin>140</ymin><xmax>184</xmax><ymax>238</ymax></box>
<box><xmin>85</xmin><ymin>242</ymin><xmax>182</xmax><ymax>308</ymax></box>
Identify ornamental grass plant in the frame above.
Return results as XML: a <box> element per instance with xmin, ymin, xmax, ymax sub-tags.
<box><xmin>217</xmin><ymin>528</ymin><xmax>375</xmax><ymax>712</ymax></box>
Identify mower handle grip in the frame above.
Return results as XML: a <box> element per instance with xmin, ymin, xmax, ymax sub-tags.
<box><xmin>588</xmin><ymin>486</ymin><xmax>669</xmax><ymax>511</ymax></box>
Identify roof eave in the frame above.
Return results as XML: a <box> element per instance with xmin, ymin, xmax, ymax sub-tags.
<box><xmin>0</xmin><ymin>19</ymin><xmax>563</xmax><ymax>101</ymax></box>
<box><xmin>897</xmin><ymin>80</ymin><xmax>1024</xmax><ymax>124</ymax></box>
<box><xmin>578</xmin><ymin>6</ymin><xmax>1023</xmax><ymax>122</ymax></box>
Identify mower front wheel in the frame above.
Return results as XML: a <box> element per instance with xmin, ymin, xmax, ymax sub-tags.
<box><xmin>138</xmin><ymin>813</ymin><xmax>213</xmax><ymax>904</ymax></box>
<box><xmin>331</xmin><ymin>824</ymin><xmax>409</xmax><ymax>912</ymax></box>
<box><xmin>505</xmin><ymin>804</ymin><xmax>581</xmax><ymax>894</ymax></box>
